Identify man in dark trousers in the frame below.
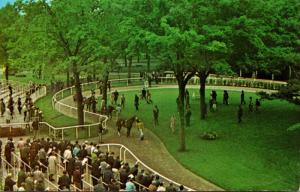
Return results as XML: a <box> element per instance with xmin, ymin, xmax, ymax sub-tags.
<box><xmin>134</xmin><ymin>94</ymin><xmax>139</xmax><ymax>111</ymax></box>
<box><xmin>185</xmin><ymin>107</ymin><xmax>192</xmax><ymax>126</ymax></box>
<box><xmin>241</xmin><ymin>90</ymin><xmax>246</xmax><ymax>104</ymax></box>
<box><xmin>223</xmin><ymin>90</ymin><xmax>229</xmax><ymax>105</ymax></box>
<box><xmin>153</xmin><ymin>105</ymin><xmax>159</xmax><ymax>127</ymax></box>
<box><xmin>17</xmin><ymin>97</ymin><xmax>22</xmax><ymax>114</ymax></box>
<box><xmin>141</xmin><ymin>88</ymin><xmax>146</xmax><ymax>100</ymax></box>
<box><xmin>237</xmin><ymin>104</ymin><xmax>243</xmax><ymax>123</ymax></box>
<box><xmin>211</xmin><ymin>90</ymin><xmax>217</xmax><ymax>101</ymax></box>
<box><xmin>255</xmin><ymin>99</ymin><xmax>261</xmax><ymax>111</ymax></box>
<box><xmin>113</xmin><ymin>90</ymin><xmax>119</xmax><ymax>104</ymax></box>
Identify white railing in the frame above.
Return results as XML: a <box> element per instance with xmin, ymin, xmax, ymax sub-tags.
<box><xmin>51</xmin><ymin>78</ymin><xmax>145</xmax><ymax>139</ymax></box>
<box><xmin>97</xmin><ymin>143</ymin><xmax>195</xmax><ymax>191</ymax></box>
<box><xmin>158</xmin><ymin>76</ymin><xmax>287</xmax><ymax>90</ymax></box>
<box><xmin>1</xmin><ymin>153</ymin><xmax>59</xmax><ymax>191</ymax></box>
<box><xmin>50</xmin><ymin>143</ymin><xmax>195</xmax><ymax>191</ymax></box>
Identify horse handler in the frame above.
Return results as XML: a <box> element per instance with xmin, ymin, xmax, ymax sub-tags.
<box><xmin>135</xmin><ymin>117</ymin><xmax>144</xmax><ymax>141</ymax></box>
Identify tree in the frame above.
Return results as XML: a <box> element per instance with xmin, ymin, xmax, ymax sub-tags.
<box><xmin>189</xmin><ymin>0</ymin><xmax>232</xmax><ymax>119</ymax></box>
<box><xmin>139</xmin><ymin>0</ymin><xmax>196</xmax><ymax>151</ymax></box>
<box><xmin>0</xmin><ymin>4</ymin><xmax>19</xmax><ymax>81</ymax></box>
<box><xmin>11</xmin><ymin>0</ymin><xmax>109</xmax><ymax>126</ymax></box>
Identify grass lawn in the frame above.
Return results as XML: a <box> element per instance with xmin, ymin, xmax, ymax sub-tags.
<box><xmin>107</xmin><ymin>88</ymin><xmax>300</xmax><ymax>190</ymax></box>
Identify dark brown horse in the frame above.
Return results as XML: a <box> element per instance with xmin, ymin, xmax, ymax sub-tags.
<box><xmin>116</xmin><ymin>116</ymin><xmax>136</xmax><ymax>137</ymax></box>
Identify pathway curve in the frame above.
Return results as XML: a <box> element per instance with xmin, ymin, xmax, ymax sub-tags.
<box><xmin>58</xmin><ymin>84</ymin><xmax>278</xmax><ymax>190</ymax></box>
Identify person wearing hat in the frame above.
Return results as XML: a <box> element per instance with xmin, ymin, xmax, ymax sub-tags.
<box><xmin>4</xmin><ymin>173</ymin><xmax>16</xmax><ymax>191</ymax></box>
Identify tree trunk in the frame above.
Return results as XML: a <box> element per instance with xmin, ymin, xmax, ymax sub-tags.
<box><xmin>124</xmin><ymin>54</ymin><xmax>127</xmax><ymax>67</ymax></box>
<box><xmin>66</xmin><ymin>69</ymin><xmax>70</xmax><ymax>87</ymax></box>
<box><xmin>38</xmin><ymin>65</ymin><xmax>42</xmax><ymax>79</ymax></box>
<box><xmin>199</xmin><ymin>74</ymin><xmax>207</xmax><ymax>119</ymax></box>
<box><xmin>177</xmin><ymin>81</ymin><xmax>186</xmax><ymax>152</ymax></box>
<box><xmin>128</xmin><ymin>56</ymin><xmax>132</xmax><ymax>83</ymax></box>
<box><xmin>5</xmin><ymin>64</ymin><xmax>8</xmax><ymax>81</ymax></box>
<box><xmin>288</xmin><ymin>65</ymin><xmax>292</xmax><ymax>80</ymax></box>
<box><xmin>93</xmin><ymin>65</ymin><xmax>96</xmax><ymax>81</ymax></box>
<box><xmin>73</xmin><ymin>63</ymin><xmax>84</xmax><ymax>126</ymax></box>
<box><xmin>146</xmin><ymin>53</ymin><xmax>150</xmax><ymax>73</ymax></box>
<box><xmin>102</xmin><ymin>69</ymin><xmax>109</xmax><ymax>107</ymax></box>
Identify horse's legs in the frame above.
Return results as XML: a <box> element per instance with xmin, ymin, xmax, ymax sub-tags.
<box><xmin>127</xmin><ymin>127</ymin><xmax>131</xmax><ymax>137</ymax></box>
<box><xmin>117</xmin><ymin>126</ymin><xmax>121</xmax><ymax>136</ymax></box>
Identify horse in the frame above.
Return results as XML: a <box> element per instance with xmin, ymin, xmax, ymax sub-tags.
<box><xmin>116</xmin><ymin>116</ymin><xmax>136</xmax><ymax>137</ymax></box>
<box><xmin>84</xmin><ymin>97</ymin><xmax>92</xmax><ymax>111</ymax></box>
<box><xmin>107</xmin><ymin>105</ymin><xmax>115</xmax><ymax>119</ymax></box>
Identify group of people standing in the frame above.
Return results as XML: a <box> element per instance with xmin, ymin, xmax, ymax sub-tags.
<box><xmin>3</xmin><ymin>138</ymin><xmax>187</xmax><ymax>192</ymax></box>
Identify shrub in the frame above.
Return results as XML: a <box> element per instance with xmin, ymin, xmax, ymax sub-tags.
<box><xmin>201</xmin><ymin>131</ymin><xmax>218</xmax><ymax>140</ymax></box>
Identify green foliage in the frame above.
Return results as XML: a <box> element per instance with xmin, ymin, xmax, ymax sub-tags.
<box><xmin>287</xmin><ymin>123</ymin><xmax>300</xmax><ymax>132</ymax></box>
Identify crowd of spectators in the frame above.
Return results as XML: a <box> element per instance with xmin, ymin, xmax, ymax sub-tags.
<box><xmin>2</xmin><ymin>138</ymin><xmax>187</xmax><ymax>191</ymax></box>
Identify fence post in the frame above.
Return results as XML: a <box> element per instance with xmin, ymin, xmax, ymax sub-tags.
<box><xmin>88</xmin><ymin>125</ymin><xmax>91</xmax><ymax>138</ymax></box>
<box><xmin>119</xmin><ymin>147</ymin><xmax>123</xmax><ymax>161</ymax></box>
<box><xmin>76</xmin><ymin>127</ymin><xmax>79</xmax><ymax>139</ymax></box>
<box><xmin>123</xmin><ymin>149</ymin><xmax>126</xmax><ymax>162</ymax></box>
<box><xmin>61</xmin><ymin>129</ymin><xmax>64</xmax><ymax>140</ymax></box>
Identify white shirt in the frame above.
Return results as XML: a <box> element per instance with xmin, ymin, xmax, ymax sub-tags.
<box><xmin>63</xmin><ymin>149</ymin><xmax>72</xmax><ymax>162</ymax></box>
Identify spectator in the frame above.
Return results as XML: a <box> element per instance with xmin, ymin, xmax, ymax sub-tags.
<box><xmin>58</xmin><ymin>170</ymin><xmax>71</xmax><ymax>190</ymax></box>
<box><xmin>0</xmin><ymin>98</ymin><xmax>5</xmax><ymax>117</ymax></box>
<box><xmin>4</xmin><ymin>173</ymin><xmax>16</xmax><ymax>191</ymax></box>
<box><xmin>125</xmin><ymin>177</ymin><xmax>136</xmax><ymax>192</ymax></box>
<box><xmin>166</xmin><ymin>182</ymin><xmax>177</xmax><ymax>192</ymax></box>
<box><xmin>94</xmin><ymin>179</ymin><xmax>105</xmax><ymax>192</ymax></box>
<box><xmin>48</xmin><ymin>152</ymin><xmax>57</xmax><ymax>181</ymax></box>
<box><xmin>17</xmin><ymin>165</ymin><xmax>27</xmax><ymax>188</ymax></box>
<box><xmin>157</xmin><ymin>182</ymin><xmax>166</xmax><ymax>191</ymax></box>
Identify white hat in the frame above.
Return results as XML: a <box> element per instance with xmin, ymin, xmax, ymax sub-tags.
<box><xmin>128</xmin><ymin>174</ymin><xmax>134</xmax><ymax>179</ymax></box>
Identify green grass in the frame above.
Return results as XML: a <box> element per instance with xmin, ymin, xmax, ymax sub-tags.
<box><xmin>34</xmin><ymin>93</ymin><xmax>95</xmax><ymax>139</ymax></box>
<box><xmin>35</xmin><ymin>94</ymin><xmax>77</xmax><ymax>127</ymax></box>
<box><xmin>107</xmin><ymin>88</ymin><xmax>300</xmax><ymax>190</ymax></box>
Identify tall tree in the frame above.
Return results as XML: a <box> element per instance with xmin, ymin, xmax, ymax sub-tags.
<box><xmin>12</xmin><ymin>0</ymin><xmax>109</xmax><ymax>126</ymax></box>
<box><xmin>139</xmin><ymin>0</ymin><xmax>196</xmax><ymax>151</ymax></box>
<box><xmin>0</xmin><ymin>4</ymin><xmax>19</xmax><ymax>81</ymax></box>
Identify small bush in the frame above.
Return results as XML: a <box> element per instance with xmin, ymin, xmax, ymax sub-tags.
<box><xmin>201</xmin><ymin>131</ymin><xmax>218</xmax><ymax>140</ymax></box>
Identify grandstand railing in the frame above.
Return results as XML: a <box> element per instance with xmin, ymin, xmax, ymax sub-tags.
<box><xmin>1</xmin><ymin>153</ymin><xmax>59</xmax><ymax>191</ymax></box>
